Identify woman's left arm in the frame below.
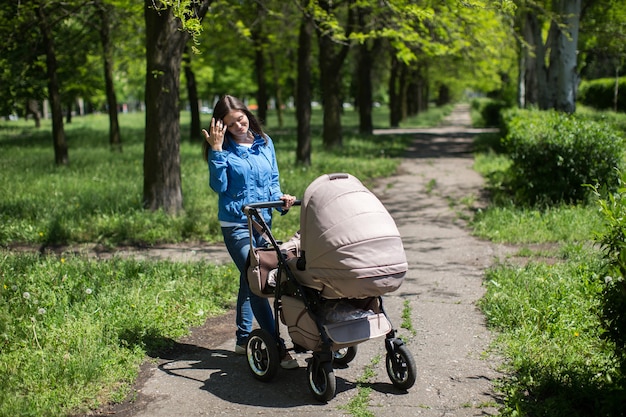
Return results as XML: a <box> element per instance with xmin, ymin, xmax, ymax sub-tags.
<box><xmin>266</xmin><ymin>138</ymin><xmax>295</xmax><ymax>211</ymax></box>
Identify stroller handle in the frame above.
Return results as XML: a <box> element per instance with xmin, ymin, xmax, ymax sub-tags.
<box><xmin>244</xmin><ymin>200</ymin><xmax>301</xmax><ymax>212</ymax></box>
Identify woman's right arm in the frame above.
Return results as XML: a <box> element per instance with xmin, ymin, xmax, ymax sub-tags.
<box><xmin>209</xmin><ymin>152</ymin><xmax>228</xmax><ymax>193</ymax></box>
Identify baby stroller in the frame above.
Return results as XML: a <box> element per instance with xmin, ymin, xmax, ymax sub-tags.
<box><xmin>243</xmin><ymin>173</ymin><xmax>417</xmax><ymax>402</ymax></box>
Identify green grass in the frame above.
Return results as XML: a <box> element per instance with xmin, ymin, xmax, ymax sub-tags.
<box><xmin>479</xmin><ymin>249</ymin><xmax>622</xmax><ymax>417</ymax></box>
<box><xmin>0</xmin><ymin>252</ymin><xmax>238</xmax><ymax>417</ymax></box>
<box><xmin>471</xmin><ymin>109</ymin><xmax>626</xmax><ymax>416</ymax></box>
<box><xmin>0</xmin><ymin>106</ymin><xmax>450</xmax><ymax>247</ymax></box>
<box><xmin>0</xmin><ymin>105</ymin><xmax>451</xmax><ymax>416</ymax></box>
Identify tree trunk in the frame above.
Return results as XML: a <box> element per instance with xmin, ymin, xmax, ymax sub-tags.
<box><xmin>316</xmin><ymin>0</ymin><xmax>353</xmax><ymax>149</ymax></box>
<box><xmin>36</xmin><ymin>5</ymin><xmax>68</xmax><ymax>166</ymax></box>
<box><xmin>269</xmin><ymin>52</ymin><xmax>284</xmax><ymax>128</ymax></box>
<box><xmin>356</xmin><ymin>41</ymin><xmax>374</xmax><ymax>134</ymax></box>
<box><xmin>98</xmin><ymin>3</ymin><xmax>121</xmax><ymax>151</ymax></box>
<box><xmin>318</xmin><ymin>34</ymin><xmax>344</xmax><ymax>149</ymax></box>
<box><xmin>183</xmin><ymin>46</ymin><xmax>201</xmax><ymax>142</ymax></box>
<box><xmin>399</xmin><ymin>63</ymin><xmax>408</xmax><ymax>121</ymax></box>
<box><xmin>520</xmin><ymin>1</ymin><xmax>580</xmax><ymax>113</ymax></box>
<box><xmin>253</xmin><ymin>2</ymin><xmax>267</xmax><ymax>125</ymax></box>
<box><xmin>66</xmin><ymin>101</ymin><xmax>72</xmax><ymax>124</ymax></box>
<box><xmin>26</xmin><ymin>99</ymin><xmax>42</xmax><ymax>128</ymax></box>
<box><xmin>553</xmin><ymin>0</ymin><xmax>580</xmax><ymax>113</ymax></box>
<box><xmin>296</xmin><ymin>7</ymin><xmax>313</xmax><ymax>166</ymax></box>
<box><xmin>389</xmin><ymin>54</ymin><xmax>401</xmax><ymax>128</ymax></box>
<box><xmin>355</xmin><ymin>6</ymin><xmax>377</xmax><ymax>135</ymax></box>
<box><xmin>521</xmin><ymin>10</ymin><xmax>543</xmax><ymax>108</ymax></box>
<box><xmin>254</xmin><ymin>46</ymin><xmax>268</xmax><ymax>125</ymax></box>
<box><xmin>143</xmin><ymin>1</ymin><xmax>187</xmax><ymax>214</ymax></box>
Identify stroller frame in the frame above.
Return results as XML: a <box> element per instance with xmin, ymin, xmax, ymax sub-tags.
<box><xmin>243</xmin><ymin>200</ymin><xmax>416</xmax><ymax>402</ymax></box>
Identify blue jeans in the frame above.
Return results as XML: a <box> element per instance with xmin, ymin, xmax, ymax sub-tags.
<box><xmin>222</xmin><ymin>224</ymin><xmax>276</xmax><ymax>346</ymax></box>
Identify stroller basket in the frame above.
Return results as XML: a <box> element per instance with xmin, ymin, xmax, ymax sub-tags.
<box><xmin>280</xmin><ymin>295</ymin><xmax>391</xmax><ymax>352</ymax></box>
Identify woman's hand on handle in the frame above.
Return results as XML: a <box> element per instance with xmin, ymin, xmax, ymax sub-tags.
<box><xmin>280</xmin><ymin>194</ymin><xmax>296</xmax><ymax>209</ymax></box>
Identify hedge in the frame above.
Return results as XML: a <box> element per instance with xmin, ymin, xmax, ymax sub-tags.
<box><xmin>501</xmin><ymin>108</ymin><xmax>625</xmax><ymax>205</ymax></box>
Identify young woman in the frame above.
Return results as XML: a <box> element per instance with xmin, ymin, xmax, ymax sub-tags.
<box><xmin>202</xmin><ymin>95</ymin><xmax>297</xmax><ymax>369</ymax></box>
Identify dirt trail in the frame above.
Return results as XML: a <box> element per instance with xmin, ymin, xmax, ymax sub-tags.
<box><xmin>86</xmin><ymin>104</ymin><xmax>511</xmax><ymax>417</ymax></box>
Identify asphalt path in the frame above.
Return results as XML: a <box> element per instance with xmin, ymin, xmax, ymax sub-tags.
<box><xmin>89</xmin><ymin>104</ymin><xmax>511</xmax><ymax>417</ymax></box>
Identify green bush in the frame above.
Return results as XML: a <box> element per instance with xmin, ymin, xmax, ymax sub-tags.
<box><xmin>471</xmin><ymin>97</ymin><xmax>509</xmax><ymax>128</ymax></box>
<box><xmin>590</xmin><ymin>177</ymin><xmax>626</xmax><ymax>364</ymax></box>
<box><xmin>578</xmin><ymin>77</ymin><xmax>626</xmax><ymax>112</ymax></box>
<box><xmin>501</xmin><ymin>108</ymin><xmax>625</xmax><ymax>205</ymax></box>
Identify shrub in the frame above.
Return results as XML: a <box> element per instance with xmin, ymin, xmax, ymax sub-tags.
<box><xmin>501</xmin><ymin>108</ymin><xmax>625</xmax><ymax>205</ymax></box>
<box><xmin>590</xmin><ymin>177</ymin><xmax>626</xmax><ymax>363</ymax></box>
<box><xmin>578</xmin><ymin>77</ymin><xmax>626</xmax><ymax>112</ymax></box>
<box><xmin>471</xmin><ymin>97</ymin><xmax>509</xmax><ymax>128</ymax></box>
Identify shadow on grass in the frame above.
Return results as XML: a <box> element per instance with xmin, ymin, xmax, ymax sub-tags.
<box><xmin>502</xmin><ymin>364</ymin><xmax>626</xmax><ymax>417</ymax></box>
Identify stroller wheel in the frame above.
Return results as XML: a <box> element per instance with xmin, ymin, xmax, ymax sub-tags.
<box><xmin>247</xmin><ymin>329</ymin><xmax>280</xmax><ymax>382</ymax></box>
<box><xmin>333</xmin><ymin>345</ymin><xmax>357</xmax><ymax>366</ymax></box>
<box><xmin>386</xmin><ymin>343</ymin><xmax>417</xmax><ymax>390</ymax></box>
<box><xmin>307</xmin><ymin>357</ymin><xmax>336</xmax><ymax>403</ymax></box>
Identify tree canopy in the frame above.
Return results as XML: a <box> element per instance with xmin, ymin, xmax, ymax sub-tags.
<box><xmin>1</xmin><ymin>0</ymin><xmax>621</xmax><ymax>212</ymax></box>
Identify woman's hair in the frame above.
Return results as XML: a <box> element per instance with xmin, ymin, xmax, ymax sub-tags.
<box><xmin>202</xmin><ymin>95</ymin><xmax>266</xmax><ymax>161</ymax></box>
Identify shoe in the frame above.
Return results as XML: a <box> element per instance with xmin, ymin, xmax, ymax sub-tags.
<box><xmin>235</xmin><ymin>344</ymin><xmax>246</xmax><ymax>355</ymax></box>
<box><xmin>280</xmin><ymin>352</ymin><xmax>299</xmax><ymax>370</ymax></box>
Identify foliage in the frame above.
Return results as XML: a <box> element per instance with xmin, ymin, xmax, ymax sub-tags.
<box><xmin>500</xmin><ymin>108</ymin><xmax>625</xmax><ymax>205</ymax></box>
<box><xmin>0</xmin><ymin>252</ymin><xmax>237</xmax><ymax>416</ymax></box>
<box><xmin>578</xmin><ymin>0</ymin><xmax>626</xmax><ymax>80</ymax></box>
<box><xmin>578</xmin><ymin>76</ymin><xmax>626</xmax><ymax>112</ymax></box>
<box><xmin>590</xmin><ymin>176</ymin><xmax>626</xmax><ymax>365</ymax></box>
<box><xmin>470</xmin><ymin>97</ymin><xmax>510</xmax><ymax>128</ymax></box>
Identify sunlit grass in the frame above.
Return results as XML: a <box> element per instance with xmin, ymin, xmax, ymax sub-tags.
<box><xmin>0</xmin><ymin>252</ymin><xmax>237</xmax><ymax>416</ymax></box>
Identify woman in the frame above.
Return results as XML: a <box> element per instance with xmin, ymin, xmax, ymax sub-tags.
<box><xmin>202</xmin><ymin>95</ymin><xmax>298</xmax><ymax>369</ymax></box>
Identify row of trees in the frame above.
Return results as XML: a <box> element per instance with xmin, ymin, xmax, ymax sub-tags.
<box><xmin>1</xmin><ymin>0</ymin><xmax>624</xmax><ymax>214</ymax></box>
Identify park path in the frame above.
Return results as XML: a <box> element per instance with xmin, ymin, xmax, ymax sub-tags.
<box><xmin>92</xmin><ymin>104</ymin><xmax>511</xmax><ymax>417</ymax></box>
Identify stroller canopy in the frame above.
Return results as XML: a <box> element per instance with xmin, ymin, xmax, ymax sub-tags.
<box><xmin>299</xmin><ymin>173</ymin><xmax>408</xmax><ymax>293</ymax></box>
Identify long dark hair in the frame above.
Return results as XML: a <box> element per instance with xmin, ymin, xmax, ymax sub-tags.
<box><xmin>202</xmin><ymin>95</ymin><xmax>266</xmax><ymax>161</ymax></box>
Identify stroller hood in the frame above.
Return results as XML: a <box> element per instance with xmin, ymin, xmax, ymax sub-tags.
<box><xmin>299</xmin><ymin>173</ymin><xmax>407</xmax><ymax>295</ymax></box>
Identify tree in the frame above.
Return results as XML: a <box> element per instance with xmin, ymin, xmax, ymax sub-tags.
<box><xmin>517</xmin><ymin>0</ymin><xmax>582</xmax><ymax>113</ymax></box>
<box><xmin>315</xmin><ymin>0</ymin><xmax>354</xmax><ymax>149</ymax></box>
<box><xmin>142</xmin><ymin>0</ymin><xmax>210</xmax><ymax>214</ymax></box>
<box><xmin>353</xmin><ymin>3</ymin><xmax>383</xmax><ymax>134</ymax></box>
<box><xmin>97</xmin><ymin>0</ymin><xmax>122</xmax><ymax>151</ymax></box>
<box><xmin>35</xmin><ymin>2</ymin><xmax>68</xmax><ymax>165</ymax></box>
<box><xmin>296</xmin><ymin>1</ymin><xmax>314</xmax><ymax>165</ymax></box>
<box><xmin>183</xmin><ymin>45</ymin><xmax>202</xmax><ymax>142</ymax></box>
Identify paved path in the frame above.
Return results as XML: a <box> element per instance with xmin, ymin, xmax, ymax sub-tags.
<box><xmin>96</xmin><ymin>104</ymin><xmax>510</xmax><ymax>417</ymax></box>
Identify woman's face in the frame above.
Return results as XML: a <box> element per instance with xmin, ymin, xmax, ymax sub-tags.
<box><xmin>223</xmin><ymin>110</ymin><xmax>249</xmax><ymax>140</ymax></box>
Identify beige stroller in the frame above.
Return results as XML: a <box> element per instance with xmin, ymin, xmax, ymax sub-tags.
<box><xmin>243</xmin><ymin>173</ymin><xmax>416</xmax><ymax>402</ymax></box>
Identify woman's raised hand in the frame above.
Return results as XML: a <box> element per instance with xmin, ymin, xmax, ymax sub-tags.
<box><xmin>202</xmin><ymin>118</ymin><xmax>227</xmax><ymax>151</ymax></box>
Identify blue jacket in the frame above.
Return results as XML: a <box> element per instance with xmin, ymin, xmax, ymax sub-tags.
<box><xmin>208</xmin><ymin>132</ymin><xmax>283</xmax><ymax>224</ymax></box>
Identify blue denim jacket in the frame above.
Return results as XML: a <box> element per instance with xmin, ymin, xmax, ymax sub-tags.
<box><xmin>208</xmin><ymin>132</ymin><xmax>283</xmax><ymax>224</ymax></box>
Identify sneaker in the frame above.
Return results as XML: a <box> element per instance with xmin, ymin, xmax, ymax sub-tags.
<box><xmin>280</xmin><ymin>352</ymin><xmax>299</xmax><ymax>370</ymax></box>
<box><xmin>235</xmin><ymin>344</ymin><xmax>246</xmax><ymax>355</ymax></box>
